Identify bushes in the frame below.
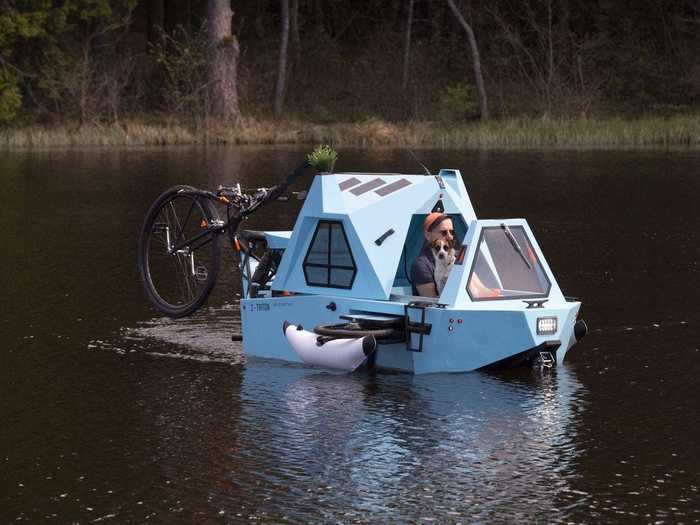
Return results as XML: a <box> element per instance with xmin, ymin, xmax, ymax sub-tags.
<box><xmin>0</xmin><ymin>71</ymin><xmax>22</xmax><ymax>123</ymax></box>
<box><xmin>0</xmin><ymin>0</ymin><xmax>138</xmax><ymax>126</ymax></box>
<box><xmin>0</xmin><ymin>1</ymin><xmax>698</xmax><ymax>127</ymax></box>
<box><xmin>439</xmin><ymin>83</ymin><xmax>479</xmax><ymax>121</ymax></box>
<box><xmin>151</xmin><ymin>24</ymin><xmax>210</xmax><ymax>123</ymax></box>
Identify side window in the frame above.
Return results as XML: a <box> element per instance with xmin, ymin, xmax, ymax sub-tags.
<box><xmin>303</xmin><ymin>221</ymin><xmax>356</xmax><ymax>288</ymax></box>
<box><xmin>467</xmin><ymin>225</ymin><xmax>551</xmax><ymax>300</ymax></box>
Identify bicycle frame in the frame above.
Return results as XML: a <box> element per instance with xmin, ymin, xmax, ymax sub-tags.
<box><xmin>170</xmin><ymin>159</ymin><xmax>311</xmax><ymax>256</ymax></box>
<box><xmin>139</xmin><ymin>160</ymin><xmax>310</xmax><ymax>318</ymax></box>
<box><xmin>168</xmin><ymin>212</ymin><xmax>230</xmax><ymax>255</ymax></box>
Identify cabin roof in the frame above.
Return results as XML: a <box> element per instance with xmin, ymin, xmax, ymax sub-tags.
<box><xmin>272</xmin><ymin>170</ymin><xmax>478</xmax><ymax>300</ymax></box>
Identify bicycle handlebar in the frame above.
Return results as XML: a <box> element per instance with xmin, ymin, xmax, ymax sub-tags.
<box><xmin>223</xmin><ymin>159</ymin><xmax>311</xmax><ymax>216</ymax></box>
<box><xmin>262</xmin><ymin>159</ymin><xmax>311</xmax><ymax>204</ymax></box>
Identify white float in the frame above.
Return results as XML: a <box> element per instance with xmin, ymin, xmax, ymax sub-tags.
<box><xmin>283</xmin><ymin>321</ymin><xmax>376</xmax><ymax>372</ymax></box>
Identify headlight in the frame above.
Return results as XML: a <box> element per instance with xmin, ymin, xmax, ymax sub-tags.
<box><xmin>537</xmin><ymin>316</ymin><xmax>558</xmax><ymax>335</ymax></box>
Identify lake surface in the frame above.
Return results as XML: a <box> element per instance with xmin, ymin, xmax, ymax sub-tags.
<box><xmin>1</xmin><ymin>146</ymin><xmax>699</xmax><ymax>523</ymax></box>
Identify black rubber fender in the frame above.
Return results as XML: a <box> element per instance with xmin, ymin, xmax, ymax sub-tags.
<box><xmin>314</xmin><ymin>322</ymin><xmax>404</xmax><ymax>341</ymax></box>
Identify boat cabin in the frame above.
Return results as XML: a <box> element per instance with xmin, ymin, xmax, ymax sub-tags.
<box><xmin>243</xmin><ymin>169</ymin><xmax>563</xmax><ymax>308</ymax></box>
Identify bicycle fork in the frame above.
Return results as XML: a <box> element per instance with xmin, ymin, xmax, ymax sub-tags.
<box><xmin>153</xmin><ymin>223</ymin><xmax>210</xmax><ymax>281</ymax></box>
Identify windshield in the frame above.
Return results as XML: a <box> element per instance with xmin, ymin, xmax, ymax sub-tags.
<box><xmin>467</xmin><ymin>225</ymin><xmax>551</xmax><ymax>301</ymax></box>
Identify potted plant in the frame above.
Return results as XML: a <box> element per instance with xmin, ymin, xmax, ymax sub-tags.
<box><xmin>307</xmin><ymin>145</ymin><xmax>338</xmax><ymax>174</ymax></box>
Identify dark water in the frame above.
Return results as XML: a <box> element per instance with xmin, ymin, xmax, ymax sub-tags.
<box><xmin>1</xmin><ymin>147</ymin><xmax>698</xmax><ymax>523</ymax></box>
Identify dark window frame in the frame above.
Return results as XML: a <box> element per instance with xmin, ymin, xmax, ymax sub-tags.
<box><xmin>303</xmin><ymin>220</ymin><xmax>357</xmax><ymax>289</ymax></box>
<box><xmin>466</xmin><ymin>225</ymin><xmax>551</xmax><ymax>302</ymax></box>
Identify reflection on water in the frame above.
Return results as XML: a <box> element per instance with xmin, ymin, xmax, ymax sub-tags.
<box><xmin>121</xmin><ymin>303</ymin><xmax>245</xmax><ymax>364</ymax></box>
<box><xmin>230</xmin><ymin>364</ymin><xmax>586</xmax><ymax>522</ymax></box>
<box><xmin>2</xmin><ymin>146</ymin><xmax>699</xmax><ymax>523</ymax></box>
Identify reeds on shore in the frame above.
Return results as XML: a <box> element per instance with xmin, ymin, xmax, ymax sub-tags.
<box><xmin>1</xmin><ymin>114</ymin><xmax>698</xmax><ymax>149</ymax></box>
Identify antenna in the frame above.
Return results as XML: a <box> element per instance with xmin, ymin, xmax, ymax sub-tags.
<box><xmin>406</xmin><ymin>149</ymin><xmax>431</xmax><ymax>176</ymax></box>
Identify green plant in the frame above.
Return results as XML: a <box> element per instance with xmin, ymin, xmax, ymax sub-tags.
<box><xmin>151</xmin><ymin>24</ymin><xmax>209</xmax><ymax>122</ymax></box>
<box><xmin>440</xmin><ymin>83</ymin><xmax>479</xmax><ymax>121</ymax></box>
<box><xmin>307</xmin><ymin>145</ymin><xmax>338</xmax><ymax>172</ymax></box>
<box><xmin>0</xmin><ymin>72</ymin><xmax>22</xmax><ymax>124</ymax></box>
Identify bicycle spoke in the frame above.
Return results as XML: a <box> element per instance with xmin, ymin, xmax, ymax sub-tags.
<box><xmin>171</xmin><ymin>254</ymin><xmax>189</xmax><ymax>304</ymax></box>
<box><xmin>181</xmin><ymin>256</ymin><xmax>195</xmax><ymax>302</ymax></box>
<box><xmin>160</xmin><ymin>206</ymin><xmax>175</xmax><ymax>252</ymax></box>
<box><xmin>169</xmin><ymin>210</ymin><xmax>188</xmax><ymax>304</ymax></box>
<box><xmin>141</xmin><ymin>188</ymin><xmax>220</xmax><ymax>316</ymax></box>
<box><xmin>174</xmin><ymin>200</ymin><xmax>196</xmax><ymax>247</ymax></box>
<box><xmin>153</xmin><ymin>234</ymin><xmax>168</xmax><ymax>249</ymax></box>
<box><xmin>169</xmin><ymin>201</ymin><xmax>184</xmax><ymax>245</ymax></box>
<box><xmin>180</xmin><ymin>250</ymin><xmax>196</xmax><ymax>301</ymax></box>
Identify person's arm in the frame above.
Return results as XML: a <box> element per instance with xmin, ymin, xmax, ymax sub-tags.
<box><xmin>416</xmin><ymin>282</ymin><xmax>438</xmax><ymax>297</ymax></box>
<box><xmin>468</xmin><ymin>272</ymin><xmax>501</xmax><ymax>298</ymax></box>
<box><xmin>411</xmin><ymin>256</ymin><xmax>438</xmax><ymax>297</ymax></box>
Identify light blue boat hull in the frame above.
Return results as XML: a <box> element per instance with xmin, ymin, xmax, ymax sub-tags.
<box><xmin>241</xmin><ymin>294</ymin><xmax>581</xmax><ymax>374</ymax></box>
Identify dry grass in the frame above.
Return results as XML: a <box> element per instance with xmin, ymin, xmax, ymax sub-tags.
<box><xmin>1</xmin><ymin>114</ymin><xmax>699</xmax><ymax>149</ymax></box>
<box><xmin>0</xmin><ymin>121</ymin><xmax>197</xmax><ymax>148</ymax></box>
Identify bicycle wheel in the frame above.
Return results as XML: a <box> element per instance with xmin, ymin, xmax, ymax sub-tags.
<box><xmin>138</xmin><ymin>185</ymin><xmax>222</xmax><ymax>318</ymax></box>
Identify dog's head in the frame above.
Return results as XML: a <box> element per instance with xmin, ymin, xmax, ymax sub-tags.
<box><xmin>431</xmin><ymin>238</ymin><xmax>455</xmax><ymax>262</ymax></box>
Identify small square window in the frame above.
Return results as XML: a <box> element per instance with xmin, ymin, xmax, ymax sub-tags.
<box><xmin>306</xmin><ymin>226</ymin><xmax>329</xmax><ymax>265</ymax></box>
<box><xmin>305</xmin><ymin>266</ymin><xmax>328</xmax><ymax>286</ymax></box>
<box><xmin>330</xmin><ymin>268</ymin><xmax>354</xmax><ymax>287</ymax></box>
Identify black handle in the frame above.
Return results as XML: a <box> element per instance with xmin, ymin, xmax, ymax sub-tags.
<box><xmin>375</xmin><ymin>228</ymin><xmax>395</xmax><ymax>246</ymax></box>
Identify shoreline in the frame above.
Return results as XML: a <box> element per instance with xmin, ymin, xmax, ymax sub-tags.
<box><xmin>1</xmin><ymin>114</ymin><xmax>699</xmax><ymax>149</ymax></box>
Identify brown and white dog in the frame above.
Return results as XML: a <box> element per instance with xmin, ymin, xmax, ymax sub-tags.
<box><xmin>431</xmin><ymin>238</ymin><xmax>456</xmax><ymax>295</ymax></box>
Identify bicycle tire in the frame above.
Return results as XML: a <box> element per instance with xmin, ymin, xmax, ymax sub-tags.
<box><xmin>138</xmin><ymin>185</ymin><xmax>222</xmax><ymax>318</ymax></box>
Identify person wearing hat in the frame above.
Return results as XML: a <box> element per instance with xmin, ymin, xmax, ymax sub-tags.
<box><xmin>410</xmin><ymin>213</ymin><xmax>455</xmax><ymax>296</ymax></box>
<box><xmin>410</xmin><ymin>212</ymin><xmax>497</xmax><ymax>298</ymax></box>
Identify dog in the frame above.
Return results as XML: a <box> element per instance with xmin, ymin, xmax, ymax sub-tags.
<box><xmin>431</xmin><ymin>238</ymin><xmax>456</xmax><ymax>294</ymax></box>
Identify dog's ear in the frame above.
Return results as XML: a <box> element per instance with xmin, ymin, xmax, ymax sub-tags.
<box><xmin>447</xmin><ymin>238</ymin><xmax>456</xmax><ymax>250</ymax></box>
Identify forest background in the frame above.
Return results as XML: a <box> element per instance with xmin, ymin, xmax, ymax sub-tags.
<box><xmin>1</xmin><ymin>0</ymin><xmax>698</xmax><ymax>147</ymax></box>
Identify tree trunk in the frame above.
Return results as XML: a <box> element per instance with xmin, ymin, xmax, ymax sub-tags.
<box><xmin>274</xmin><ymin>0</ymin><xmax>290</xmax><ymax>117</ymax></box>
<box><xmin>290</xmin><ymin>0</ymin><xmax>301</xmax><ymax>62</ymax></box>
<box><xmin>207</xmin><ymin>0</ymin><xmax>241</xmax><ymax>122</ymax></box>
<box><xmin>401</xmin><ymin>0</ymin><xmax>414</xmax><ymax>91</ymax></box>
<box><xmin>446</xmin><ymin>0</ymin><xmax>489</xmax><ymax>119</ymax></box>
